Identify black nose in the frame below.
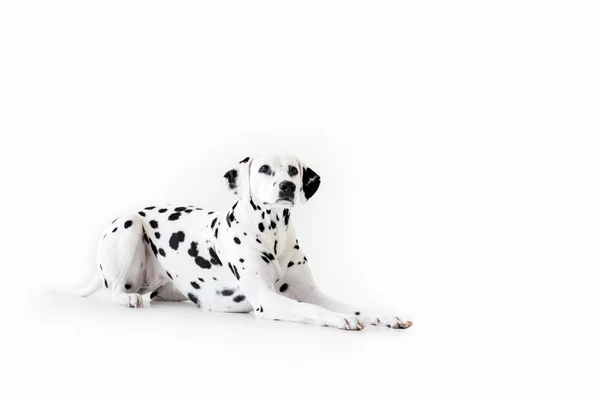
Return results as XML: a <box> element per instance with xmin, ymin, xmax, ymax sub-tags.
<box><xmin>279</xmin><ymin>180</ymin><xmax>296</xmax><ymax>194</ymax></box>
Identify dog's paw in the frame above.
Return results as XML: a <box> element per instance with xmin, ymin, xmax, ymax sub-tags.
<box><xmin>358</xmin><ymin>314</ymin><xmax>412</xmax><ymax>329</ymax></box>
<box><xmin>124</xmin><ymin>293</ymin><xmax>144</xmax><ymax>308</ymax></box>
<box><xmin>324</xmin><ymin>313</ymin><xmax>365</xmax><ymax>331</ymax></box>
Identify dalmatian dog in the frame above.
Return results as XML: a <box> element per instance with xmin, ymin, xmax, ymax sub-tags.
<box><xmin>69</xmin><ymin>154</ymin><xmax>412</xmax><ymax>331</ymax></box>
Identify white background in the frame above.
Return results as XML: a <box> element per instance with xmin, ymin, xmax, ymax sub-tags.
<box><xmin>1</xmin><ymin>1</ymin><xmax>599</xmax><ymax>399</ymax></box>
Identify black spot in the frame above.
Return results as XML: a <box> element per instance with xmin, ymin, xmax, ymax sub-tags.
<box><xmin>229</xmin><ymin>212</ymin><xmax>235</xmax><ymax>223</ymax></box>
<box><xmin>112</xmin><ymin>227</ymin><xmax>117</xmax><ymax>233</ymax></box>
<box><xmin>138</xmin><ymin>211</ymin><xmax>146</xmax><ymax>217</ymax></box>
<box><xmin>143</xmin><ymin>232</ymin><xmax>149</xmax><ymax>243</ymax></box>
<box><xmin>195</xmin><ymin>256</ymin><xmax>212</xmax><ymax>269</ymax></box>
<box><xmin>198</xmin><ymin>278</ymin><xmax>204</xmax><ymax>283</ymax></box>
<box><xmin>188</xmin><ymin>241</ymin><xmax>199</xmax><ymax>257</ymax></box>
<box><xmin>104</xmin><ymin>278</ymin><xmax>108</xmax><ymax>288</ymax></box>
<box><xmin>150</xmin><ymin>242</ymin><xmax>158</xmax><ymax>256</ymax></box>
<box><xmin>214</xmin><ymin>228</ymin><xmax>219</xmax><ymax>239</ymax></box>
<box><xmin>99</xmin><ymin>264</ymin><xmax>103</xmax><ymax>271</ymax></box>
<box><xmin>274</xmin><ymin>240</ymin><xmax>278</xmax><ymax>255</ymax></box>
<box><xmin>287</xmin><ymin>261</ymin><xmax>294</xmax><ymax>268</ymax></box>
<box><xmin>267</xmin><ymin>253</ymin><xmax>275</xmax><ymax>261</ymax></box>
<box><xmin>188</xmin><ymin>293</ymin><xmax>199</xmax><ymax>305</ymax></box>
<box><xmin>279</xmin><ymin>283</ymin><xmax>289</xmax><ymax>293</ymax></box>
<box><xmin>166</xmin><ymin>271</ymin><xmax>173</xmax><ymax>280</ymax></box>
<box><xmin>256</xmin><ymin>238</ymin><xmax>261</xmax><ymax>244</ymax></box>
<box><xmin>260</xmin><ymin>251</ymin><xmax>270</xmax><ymax>263</ymax></box>
<box><xmin>239</xmin><ymin>258</ymin><xmax>244</xmax><ymax>263</ymax></box>
<box><xmin>266</xmin><ymin>209</ymin><xmax>271</xmax><ymax>214</ymax></box>
<box><xmin>175</xmin><ymin>206</ymin><xmax>187</xmax><ymax>212</ymax></box>
<box><xmin>208</xmin><ymin>211</ymin><xmax>214</xmax><ymax>215</ymax></box>
<box><xmin>124</xmin><ymin>220</ymin><xmax>133</xmax><ymax>229</ymax></box>
<box><xmin>124</xmin><ymin>283</ymin><xmax>132</xmax><ymax>290</ymax></box>
<box><xmin>261</xmin><ymin>211</ymin><xmax>265</xmax><ymax>219</ymax></box>
<box><xmin>149</xmin><ymin>220</ymin><xmax>158</xmax><ymax>229</ymax></box>
<box><xmin>150</xmin><ymin>291</ymin><xmax>158</xmax><ymax>299</ymax></box>
<box><xmin>270</xmin><ymin>221</ymin><xmax>276</xmax><ymax>229</ymax></box>
<box><xmin>355</xmin><ymin>311</ymin><xmax>361</xmax><ymax>316</ymax></box>
<box><xmin>239</xmin><ymin>156</ymin><xmax>250</xmax><ymax>163</ymax></box>
<box><xmin>386</xmin><ymin>324</ymin><xmax>392</xmax><ymax>328</ymax></box>
<box><xmin>111</xmin><ymin>218</ymin><xmax>118</xmax><ymax>224</ymax></box>
<box><xmin>211</xmin><ymin>218</ymin><xmax>217</xmax><ymax>228</ymax></box>
<box><xmin>258</xmin><ymin>222</ymin><xmax>264</xmax><ymax>232</ymax></box>
<box><xmin>249</xmin><ymin>198</ymin><xmax>257</xmax><ymax>210</ymax></box>
<box><xmin>169</xmin><ymin>231</ymin><xmax>185</xmax><ymax>250</ymax></box>
<box><xmin>220</xmin><ymin>288</ymin><xmax>235</xmax><ymax>296</ymax></box>
<box><xmin>102</xmin><ymin>233</ymin><xmax>107</xmax><ymax>239</ymax></box>
<box><xmin>144</xmin><ymin>206</ymin><xmax>156</xmax><ymax>210</ymax></box>
<box><xmin>209</xmin><ymin>247</ymin><xmax>222</xmax><ymax>266</ymax></box>
<box><xmin>233</xmin><ymin>295</ymin><xmax>246</xmax><ymax>303</ymax></box>
<box><xmin>294</xmin><ymin>244</ymin><xmax>300</xmax><ymax>250</ymax></box>
<box><xmin>155</xmin><ymin>232</ymin><xmax>161</xmax><ymax>239</ymax></box>
<box><xmin>283</xmin><ymin>209</ymin><xmax>290</xmax><ymax>225</ymax></box>
<box><xmin>213</xmin><ymin>277</ymin><xmax>218</xmax><ymax>281</ymax></box>
<box><xmin>233</xmin><ymin>237</ymin><xmax>241</xmax><ymax>245</ymax></box>
<box><xmin>159</xmin><ymin>248</ymin><xmax>166</xmax><ymax>257</ymax></box>
<box><xmin>168</xmin><ymin>212</ymin><xmax>181</xmax><ymax>221</ymax></box>
<box><xmin>226</xmin><ymin>212</ymin><xmax>232</xmax><ymax>228</ymax></box>
<box><xmin>228</xmin><ymin>263</ymin><xmax>240</xmax><ymax>280</ymax></box>
<box><xmin>158</xmin><ymin>208</ymin><xmax>167</xmax><ymax>213</ymax></box>
<box><xmin>184</xmin><ymin>209</ymin><xmax>193</xmax><ymax>213</ymax></box>
<box><xmin>190</xmin><ymin>281</ymin><xmax>200</xmax><ymax>290</ymax></box>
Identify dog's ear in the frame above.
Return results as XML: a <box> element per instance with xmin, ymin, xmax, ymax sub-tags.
<box><xmin>300</xmin><ymin>163</ymin><xmax>321</xmax><ymax>203</ymax></box>
<box><xmin>224</xmin><ymin>156</ymin><xmax>252</xmax><ymax>198</ymax></box>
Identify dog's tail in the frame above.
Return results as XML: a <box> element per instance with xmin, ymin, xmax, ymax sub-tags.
<box><xmin>48</xmin><ymin>275</ymin><xmax>104</xmax><ymax>297</ymax></box>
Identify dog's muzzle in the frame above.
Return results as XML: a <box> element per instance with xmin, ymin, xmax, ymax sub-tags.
<box><xmin>278</xmin><ymin>180</ymin><xmax>296</xmax><ymax>202</ymax></box>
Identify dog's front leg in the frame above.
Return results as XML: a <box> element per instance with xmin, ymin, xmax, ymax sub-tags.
<box><xmin>292</xmin><ymin>285</ymin><xmax>412</xmax><ymax>329</ymax></box>
<box><xmin>282</xmin><ymin>254</ymin><xmax>413</xmax><ymax>329</ymax></box>
<box><xmin>234</xmin><ymin>259</ymin><xmax>363</xmax><ymax>331</ymax></box>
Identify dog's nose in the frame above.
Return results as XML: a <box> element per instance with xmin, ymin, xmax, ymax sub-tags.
<box><xmin>279</xmin><ymin>180</ymin><xmax>296</xmax><ymax>194</ymax></box>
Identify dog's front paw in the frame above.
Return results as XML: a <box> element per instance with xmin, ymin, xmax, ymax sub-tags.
<box><xmin>358</xmin><ymin>313</ymin><xmax>412</xmax><ymax>329</ymax></box>
<box><xmin>325</xmin><ymin>313</ymin><xmax>365</xmax><ymax>331</ymax></box>
<box><xmin>124</xmin><ymin>293</ymin><xmax>144</xmax><ymax>308</ymax></box>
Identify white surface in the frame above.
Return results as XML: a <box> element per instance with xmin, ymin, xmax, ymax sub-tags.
<box><xmin>1</xmin><ymin>1</ymin><xmax>599</xmax><ymax>399</ymax></box>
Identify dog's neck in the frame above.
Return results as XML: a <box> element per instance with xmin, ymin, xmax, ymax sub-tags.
<box><xmin>224</xmin><ymin>197</ymin><xmax>292</xmax><ymax>238</ymax></box>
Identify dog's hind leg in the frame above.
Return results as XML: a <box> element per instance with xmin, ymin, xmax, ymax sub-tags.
<box><xmin>98</xmin><ymin>215</ymin><xmax>147</xmax><ymax>308</ymax></box>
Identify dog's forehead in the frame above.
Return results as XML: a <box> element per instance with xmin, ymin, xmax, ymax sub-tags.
<box><xmin>253</xmin><ymin>154</ymin><xmax>299</xmax><ymax>169</ymax></box>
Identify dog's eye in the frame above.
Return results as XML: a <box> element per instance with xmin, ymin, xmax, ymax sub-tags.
<box><xmin>259</xmin><ymin>165</ymin><xmax>271</xmax><ymax>174</ymax></box>
<box><xmin>288</xmin><ymin>166</ymin><xmax>298</xmax><ymax>177</ymax></box>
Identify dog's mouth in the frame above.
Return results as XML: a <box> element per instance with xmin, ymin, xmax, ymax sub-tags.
<box><xmin>276</xmin><ymin>198</ymin><xmax>294</xmax><ymax>206</ymax></box>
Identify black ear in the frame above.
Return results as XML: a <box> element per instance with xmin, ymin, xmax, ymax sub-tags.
<box><xmin>301</xmin><ymin>166</ymin><xmax>321</xmax><ymax>202</ymax></box>
<box><xmin>224</xmin><ymin>156</ymin><xmax>252</xmax><ymax>196</ymax></box>
<box><xmin>224</xmin><ymin>168</ymin><xmax>238</xmax><ymax>192</ymax></box>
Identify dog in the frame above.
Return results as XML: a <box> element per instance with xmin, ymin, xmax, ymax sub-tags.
<box><xmin>69</xmin><ymin>153</ymin><xmax>412</xmax><ymax>331</ymax></box>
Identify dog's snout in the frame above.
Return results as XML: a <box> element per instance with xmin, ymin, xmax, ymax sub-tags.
<box><xmin>279</xmin><ymin>180</ymin><xmax>296</xmax><ymax>193</ymax></box>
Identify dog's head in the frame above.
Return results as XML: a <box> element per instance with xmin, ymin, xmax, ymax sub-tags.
<box><xmin>224</xmin><ymin>154</ymin><xmax>320</xmax><ymax>208</ymax></box>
